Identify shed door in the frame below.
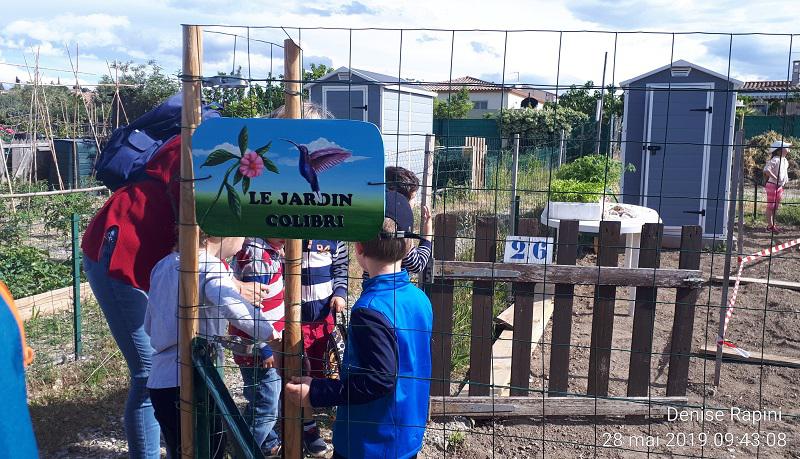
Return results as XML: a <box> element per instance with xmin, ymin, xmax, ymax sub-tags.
<box><xmin>322</xmin><ymin>86</ymin><xmax>368</xmax><ymax>121</ymax></box>
<box><xmin>643</xmin><ymin>86</ymin><xmax>712</xmax><ymax>229</ymax></box>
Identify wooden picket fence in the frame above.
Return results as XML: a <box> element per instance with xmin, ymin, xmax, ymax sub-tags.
<box><xmin>426</xmin><ymin>214</ymin><xmax>703</xmax><ymax>418</ymax></box>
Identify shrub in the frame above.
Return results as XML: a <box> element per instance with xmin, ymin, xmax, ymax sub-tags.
<box><xmin>744</xmin><ymin>131</ymin><xmax>799</xmax><ymax>182</ymax></box>
<box><xmin>549</xmin><ymin>179</ymin><xmax>606</xmax><ymax>203</ymax></box>
<box><xmin>496</xmin><ymin>105</ymin><xmax>589</xmax><ymax>139</ymax></box>
<box><xmin>555</xmin><ymin>154</ymin><xmax>632</xmax><ymax>188</ymax></box>
<box><xmin>0</xmin><ymin>245</ymin><xmax>72</xmax><ymax>298</ymax></box>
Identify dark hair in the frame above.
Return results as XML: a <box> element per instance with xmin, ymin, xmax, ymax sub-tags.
<box><xmin>385</xmin><ymin>166</ymin><xmax>419</xmax><ymax>200</ymax></box>
<box><xmin>360</xmin><ymin>218</ymin><xmax>410</xmax><ymax>263</ymax></box>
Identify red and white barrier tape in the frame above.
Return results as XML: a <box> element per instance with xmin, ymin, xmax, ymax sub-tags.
<box><xmin>718</xmin><ymin>236</ymin><xmax>800</xmax><ymax>359</ymax></box>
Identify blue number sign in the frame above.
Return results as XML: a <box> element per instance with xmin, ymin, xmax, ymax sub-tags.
<box><xmin>503</xmin><ymin>236</ymin><xmax>554</xmax><ymax>264</ymax></box>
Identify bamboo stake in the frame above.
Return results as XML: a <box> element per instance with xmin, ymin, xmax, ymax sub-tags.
<box><xmin>65</xmin><ymin>44</ymin><xmax>102</xmax><ymax>155</ymax></box>
<box><xmin>178</xmin><ymin>24</ymin><xmax>202</xmax><ymax>459</ymax></box>
<box><xmin>282</xmin><ymin>37</ymin><xmax>303</xmax><ymax>459</ymax></box>
<box><xmin>37</xmin><ymin>61</ymin><xmax>65</xmax><ymax>190</ymax></box>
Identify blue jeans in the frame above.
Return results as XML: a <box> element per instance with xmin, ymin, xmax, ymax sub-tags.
<box><xmin>83</xmin><ymin>228</ymin><xmax>161</xmax><ymax>459</ymax></box>
<box><xmin>239</xmin><ymin>366</ymin><xmax>281</xmax><ymax>451</ymax></box>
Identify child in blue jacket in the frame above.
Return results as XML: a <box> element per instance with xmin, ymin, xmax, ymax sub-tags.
<box><xmin>286</xmin><ymin>191</ymin><xmax>433</xmax><ymax>459</ymax></box>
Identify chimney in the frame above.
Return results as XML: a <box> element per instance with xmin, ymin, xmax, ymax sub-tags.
<box><xmin>793</xmin><ymin>60</ymin><xmax>800</xmax><ymax>85</ymax></box>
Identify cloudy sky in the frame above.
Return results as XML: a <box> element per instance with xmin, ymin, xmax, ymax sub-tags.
<box><xmin>0</xmin><ymin>0</ymin><xmax>798</xmax><ymax>90</ymax></box>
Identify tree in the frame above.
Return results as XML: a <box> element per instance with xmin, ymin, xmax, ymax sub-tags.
<box><xmin>558</xmin><ymin>81</ymin><xmax>622</xmax><ymax>119</ymax></box>
<box><xmin>96</xmin><ymin>61</ymin><xmax>180</xmax><ymax>123</ymax></box>
<box><xmin>433</xmin><ymin>88</ymin><xmax>473</xmax><ymax>119</ymax></box>
<box><xmin>304</xmin><ymin>63</ymin><xmax>333</xmax><ymax>82</ymax></box>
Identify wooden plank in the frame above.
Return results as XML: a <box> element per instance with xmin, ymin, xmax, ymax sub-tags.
<box><xmin>490</xmin><ymin>298</ymin><xmax>554</xmax><ymax>396</ymax></box>
<box><xmin>697</xmin><ymin>344</ymin><xmax>800</xmax><ymax>369</ymax></box>
<box><xmin>434</xmin><ymin>261</ymin><xmax>702</xmax><ymax>287</ymax></box>
<box><xmin>17</xmin><ymin>283</ymin><xmax>93</xmax><ymax>321</ymax></box>
<box><xmin>710</xmin><ymin>275</ymin><xmax>800</xmax><ymax>292</ymax></box>
<box><xmin>468</xmin><ymin>217</ymin><xmax>497</xmax><ymax>396</ymax></box>
<box><xmin>430</xmin><ymin>213</ymin><xmax>458</xmax><ymax>397</ymax></box>
<box><xmin>667</xmin><ymin>225</ymin><xmax>703</xmax><ymax>396</ymax></box>
<box><xmin>494</xmin><ymin>283</ymin><xmax>552</xmax><ymax>330</ymax></box>
<box><xmin>489</xmin><ymin>329</ymin><xmax>514</xmax><ymax>396</ymax></box>
<box><xmin>627</xmin><ymin>223</ymin><xmax>663</xmax><ymax>396</ymax></box>
<box><xmin>588</xmin><ymin>221</ymin><xmax>621</xmax><ymax>397</ymax></box>
<box><xmin>510</xmin><ymin>218</ymin><xmax>538</xmax><ymax>396</ymax></box>
<box><xmin>430</xmin><ymin>396</ymin><xmax>688</xmax><ymax>418</ymax></box>
<box><xmin>548</xmin><ymin>219</ymin><xmax>579</xmax><ymax>396</ymax></box>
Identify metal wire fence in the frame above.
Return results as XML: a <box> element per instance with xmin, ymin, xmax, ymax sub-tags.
<box><xmin>4</xmin><ymin>24</ymin><xmax>800</xmax><ymax>459</ymax></box>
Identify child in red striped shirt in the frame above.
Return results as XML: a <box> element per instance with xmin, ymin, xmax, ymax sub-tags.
<box><xmin>231</xmin><ymin>237</ymin><xmax>286</xmax><ymax>455</ymax></box>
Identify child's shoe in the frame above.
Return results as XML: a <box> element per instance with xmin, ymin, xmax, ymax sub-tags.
<box><xmin>303</xmin><ymin>422</ymin><xmax>332</xmax><ymax>458</ymax></box>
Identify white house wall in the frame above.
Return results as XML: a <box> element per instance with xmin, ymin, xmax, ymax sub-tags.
<box><xmin>435</xmin><ymin>91</ymin><xmax>526</xmax><ymax>118</ymax></box>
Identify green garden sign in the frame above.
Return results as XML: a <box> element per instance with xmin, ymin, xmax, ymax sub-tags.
<box><xmin>193</xmin><ymin>118</ymin><xmax>385</xmax><ymax>241</ymax></box>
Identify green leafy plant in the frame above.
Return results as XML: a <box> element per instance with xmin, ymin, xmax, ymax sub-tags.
<box><xmin>555</xmin><ymin>154</ymin><xmax>634</xmax><ymax>189</ymax></box>
<box><xmin>433</xmin><ymin>88</ymin><xmax>473</xmax><ymax>119</ymax></box>
<box><xmin>200</xmin><ymin>126</ymin><xmax>279</xmax><ymax>221</ymax></box>
<box><xmin>549</xmin><ymin>179</ymin><xmax>606</xmax><ymax>203</ymax></box>
<box><xmin>495</xmin><ymin>105</ymin><xmax>588</xmax><ymax>139</ymax></box>
<box><xmin>0</xmin><ymin>245</ymin><xmax>72</xmax><ymax>298</ymax></box>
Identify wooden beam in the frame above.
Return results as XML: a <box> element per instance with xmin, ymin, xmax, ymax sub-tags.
<box><xmin>482</xmin><ymin>298</ymin><xmax>554</xmax><ymax>396</ymax></box>
<box><xmin>430</xmin><ymin>213</ymin><xmax>458</xmax><ymax>396</ymax></box>
<box><xmin>430</xmin><ymin>396</ymin><xmax>688</xmax><ymax>418</ymax></box>
<box><xmin>16</xmin><ymin>283</ymin><xmax>93</xmax><ymax>321</ymax></box>
<box><xmin>548</xmin><ymin>219</ymin><xmax>579</xmax><ymax>396</ymax></box>
<box><xmin>588</xmin><ymin>221</ymin><xmax>620</xmax><ymax>396</ymax></box>
<box><xmin>667</xmin><ymin>226</ymin><xmax>703</xmax><ymax>396</ymax></box>
<box><xmin>468</xmin><ymin>217</ymin><xmax>497</xmax><ymax>396</ymax></box>
<box><xmin>434</xmin><ymin>261</ymin><xmax>702</xmax><ymax>288</ymax></box>
<box><xmin>697</xmin><ymin>345</ymin><xmax>800</xmax><ymax>369</ymax></box>
<box><xmin>627</xmin><ymin>223</ymin><xmax>663</xmax><ymax>396</ymax></box>
<box><xmin>710</xmin><ymin>275</ymin><xmax>800</xmax><ymax>292</ymax></box>
<box><xmin>510</xmin><ymin>218</ymin><xmax>539</xmax><ymax>396</ymax></box>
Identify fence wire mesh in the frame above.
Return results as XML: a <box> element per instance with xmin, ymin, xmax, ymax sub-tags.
<box><xmin>2</xmin><ymin>24</ymin><xmax>799</xmax><ymax>458</ymax></box>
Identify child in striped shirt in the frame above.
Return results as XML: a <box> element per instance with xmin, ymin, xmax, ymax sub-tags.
<box><xmin>301</xmin><ymin>239</ymin><xmax>349</xmax><ymax>457</ymax></box>
<box><xmin>382</xmin><ymin>166</ymin><xmax>432</xmax><ymax>274</ymax></box>
<box><xmin>231</xmin><ymin>237</ymin><xmax>286</xmax><ymax>455</ymax></box>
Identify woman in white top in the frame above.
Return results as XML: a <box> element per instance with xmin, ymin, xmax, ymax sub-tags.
<box><xmin>763</xmin><ymin>140</ymin><xmax>792</xmax><ymax>233</ymax></box>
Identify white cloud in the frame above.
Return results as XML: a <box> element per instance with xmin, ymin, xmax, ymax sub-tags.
<box><xmin>305</xmin><ymin>137</ymin><xmax>344</xmax><ymax>152</ymax></box>
<box><xmin>1</xmin><ymin>0</ymin><xmax>798</xmax><ymax>93</ymax></box>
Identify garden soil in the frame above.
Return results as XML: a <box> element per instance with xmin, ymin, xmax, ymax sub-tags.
<box><xmin>421</xmin><ymin>223</ymin><xmax>800</xmax><ymax>459</ymax></box>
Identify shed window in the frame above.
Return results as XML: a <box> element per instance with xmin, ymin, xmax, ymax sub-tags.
<box><xmin>473</xmin><ymin>100</ymin><xmax>488</xmax><ymax>110</ymax></box>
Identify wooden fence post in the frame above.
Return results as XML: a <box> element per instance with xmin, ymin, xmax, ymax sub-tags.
<box><xmin>667</xmin><ymin>225</ymin><xmax>702</xmax><ymax>396</ymax></box>
<box><xmin>627</xmin><ymin>223</ymin><xmax>663</xmax><ymax>396</ymax></box>
<box><xmin>468</xmin><ymin>216</ymin><xmax>497</xmax><ymax>396</ymax></box>
<box><xmin>281</xmin><ymin>38</ymin><xmax>304</xmax><ymax>459</ymax></box>
<box><xmin>430</xmin><ymin>213</ymin><xmax>458</xmax><ymax>397</ymax></box>
<box><xmin>587</xmin><ymin>220</ymin><xmax>621</xmax><ymax>396</ymax></box>
<box><xmin>509</xmin><ymin>218</ymin><xmax>538</xmax><ymax>396</ymax></box>
<box><xmin>547</xmin><ymin>219</ymin><xmax>579</xmax><ymax>395</ymax></box>
<box><xmin>178</xmin><ymin>24</ymin><xmax>202</xmax><ymax>459</ymax></box>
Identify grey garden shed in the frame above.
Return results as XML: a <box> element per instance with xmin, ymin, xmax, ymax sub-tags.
<box><xmin>307</xmin><ymin>67</ymin><xmax>437</xmax><ymax>178</ymax></box>
<box><xmin>620</xmin><ymin>60</ymin><xmax>742</xmax><ymax>239</ymax></box>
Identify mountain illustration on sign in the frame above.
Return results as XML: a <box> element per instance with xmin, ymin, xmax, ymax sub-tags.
<box><xmin>283</xmin><ymin>139</ymin><xmax>352</xmax><ymax>193</ymax></box>
<box><xmin>200</xmin><ymin>125</ymin><xmax>279</xmax><ymax>221</ymax></box>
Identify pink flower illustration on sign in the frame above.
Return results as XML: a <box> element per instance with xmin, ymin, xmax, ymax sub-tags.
<box><xmin>200</xmin><ymin>126</ymin><xmax>279</xmax><ymax>220</ymax></box>
<box><xmin>239</xmin><ymin>151</ymin><xmax>265</xmax><ymax>178</ymax></box>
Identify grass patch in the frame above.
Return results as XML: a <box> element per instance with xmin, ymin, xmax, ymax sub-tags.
<box><xmin>25</xmin><ymin>299</ymin><xmax>128</xmax><ymax>455</ymax></box>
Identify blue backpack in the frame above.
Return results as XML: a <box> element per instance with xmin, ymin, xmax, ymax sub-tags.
<box><xmin>95</xmin><ymin>93</ymin><xmax>220</xmax><ymax>190</ymax></box>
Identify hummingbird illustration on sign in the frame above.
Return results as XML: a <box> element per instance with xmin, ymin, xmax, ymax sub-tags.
<box><xmin>283</xmin><ymin>139</ymin><xmax>352</xmax><ymax>193</ymax></box>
